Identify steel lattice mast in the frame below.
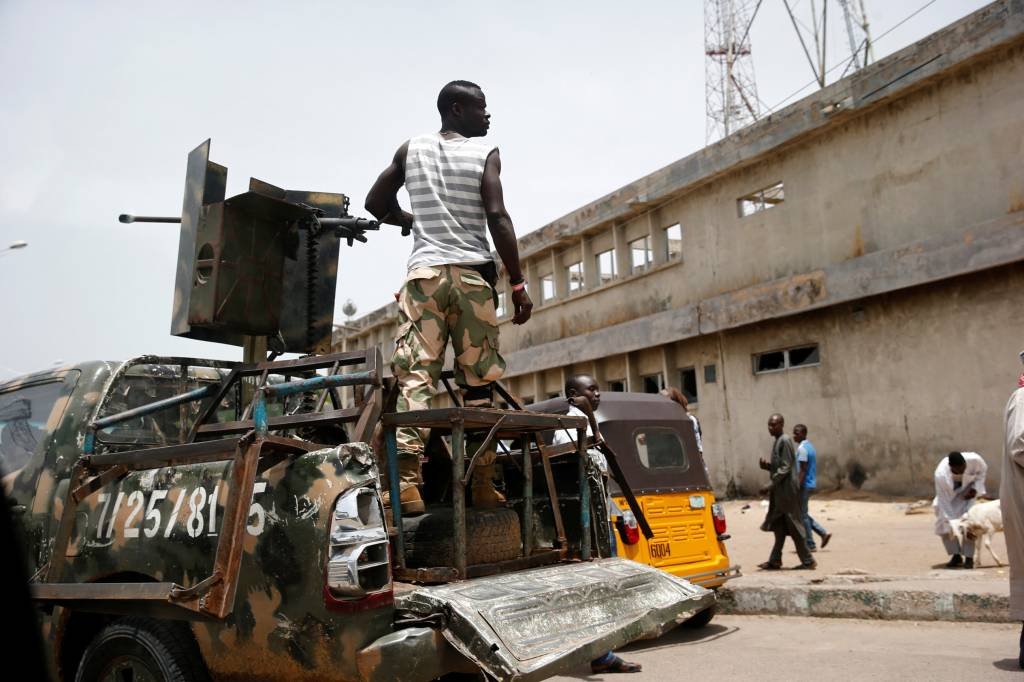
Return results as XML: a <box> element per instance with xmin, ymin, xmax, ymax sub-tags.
<box><xmin>704</xmin><ymin>0</ymin><xmax>762</xmax><ymax>143</ymax></box>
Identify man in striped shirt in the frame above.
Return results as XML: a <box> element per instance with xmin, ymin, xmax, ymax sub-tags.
<box><xmin>366</xmin><ymin>80</ymin><xmax>532</xmax><ymax>514</ymax></box>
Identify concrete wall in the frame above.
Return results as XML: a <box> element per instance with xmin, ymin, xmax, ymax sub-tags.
<box><xmin>496</xmin><ymin>39</ymin><xmax>1024</xmax><ymax>355</ymax></box>
<box><xmin>665</xmin><ymin>265</ymin><xmax>1023</xmax><ymax>498</ymax></box>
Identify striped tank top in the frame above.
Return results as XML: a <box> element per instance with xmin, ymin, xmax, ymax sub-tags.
<box><xmin>404</xmin><ymin>132</ymin><xmax>496</xmax><ymax>271</ymax></box>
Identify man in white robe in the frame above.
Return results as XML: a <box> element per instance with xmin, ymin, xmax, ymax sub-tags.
<box><xmin>933</xmin><ymin>451</ymin><xmax>987</xmax><ymax>568</ymax></box>
<box><xmin>1000</xmin><ymin>374</ymin><xmax>1024</xmax><ymax>668</ymax></box>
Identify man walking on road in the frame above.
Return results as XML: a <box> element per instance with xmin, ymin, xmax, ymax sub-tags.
<box><xmin>759</xmin><ymin>414</ymin><xmax>816</xmax><ymax>570</ymax></box>
<box><xmin>933</xmin><ymin>451</ymin><xmax>987</xmax><ymax>568</ymax></box>
<box><xmin>1000</xmin><ymin>363</ymin><xmax>1024</xmax><ymax>668</ymax></box>
<box><xmin>794</xmin><ymin>424</ymin><xmax>831</xmax><ymax>552</ymax></box>
<box><xmin>365</xmin><ymin>80</ymin><xmax>533</xmax><ymax>514</ymax></box>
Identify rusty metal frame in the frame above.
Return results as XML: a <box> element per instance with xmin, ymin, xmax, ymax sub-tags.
<box><xmin>382</xmin><ymin>407</ymin><xmax>587</xmax><ymax>580</ymax></box>
<box><xmin>493</xmin><ymin>380</ymin><xmax>569</xmax><ymax>550</ymax></box>
<box><xmin>35</xmin><ymin>349</ymin><xmax>384</xmax><ymax>620</ymax></box>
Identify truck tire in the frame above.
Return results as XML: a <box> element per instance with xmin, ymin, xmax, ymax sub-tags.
<box><xmin>404</xmin><ymin>507</ymin><xmax>521</xmax><ymax>568</ymax></box>
<box><xmin>683</xmin><ymin>604</ymin><xmax>716</xmax><ymax>628</ymax></box>
<box><xmin>75</xmin><ymin>617</ymin><xmax>211</xmax><ymax>682</ymax></box>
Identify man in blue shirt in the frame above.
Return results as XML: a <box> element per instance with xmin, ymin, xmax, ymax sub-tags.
<box><xmin>795</xmin><ymin>424</ymin><xmax>832</xmax><ymax>551</ymax></box>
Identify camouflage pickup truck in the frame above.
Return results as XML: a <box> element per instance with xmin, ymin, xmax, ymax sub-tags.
<box><xmin>4</xmin><ymin>351</ymin><xmax>713</xmax><ymax>682</ymax></box>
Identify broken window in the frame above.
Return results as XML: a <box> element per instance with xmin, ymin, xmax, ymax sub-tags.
<box><xmin>679</xmin><ymin>367</ymin><xmax>698</xmax><ymax>404</ymax></box>
<box><xmin>641</xmin><ymin>373</ymin><xmax>664</xmax><ymax>394</ymax></box>
<box><xmin>664</xmin><ymin>223</ymin><xmax>682</xmax><ymax>261</ymax></box>
<box><xmin>540</xmin><ymin>274</ymin><xmax>555</xmax><ymax>303</ymax></box>
<box><xmin>607</xmin><ymin>379</ymin><xmax>626</xmax><ymax>392</ymax></box>
<box><xmin>753</xmin><ymin>344</ymin><xmax>820</xmax><ymax>374</ymax></box>
<box><xmin>630</xmin><ymin>236</ymin><xmax>652</xmax><ymax>273</ymax></box>
<box><xmin>737</xmin><ymin>181</ymin><xmax>785</xmax><ymax>217</ymax></box>
<box><xmin>596</xmin><ymin>249</ymin><xmax>616</xmax><ymax>284</ymax></box>
<box><xmin>566</xmin><ymin>261</ymin><xmax>584</xmax><ymax>293</ymax></box>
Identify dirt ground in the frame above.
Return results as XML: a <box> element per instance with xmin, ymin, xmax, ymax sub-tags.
<box><xmin>719</xmin><ymin>493</ymin><xmax>1010</xmax><ymax>578</ymax></box>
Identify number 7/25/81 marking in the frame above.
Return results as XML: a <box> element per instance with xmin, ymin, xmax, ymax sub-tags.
<box><xmin>94</xmin><ymin>482</ymin><xmax>268</xmax><ymax>541</ymax></box>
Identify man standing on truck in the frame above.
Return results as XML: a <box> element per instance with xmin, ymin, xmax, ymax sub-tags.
<box><xmin>365</xmin><ymin>80</ymin><xmax>533</xmax><ymax>515</ymax></box>
<box><xmin>759</xmin><ymin>413</ymin><xmax>816</xmax><ymax>570</ymax></box>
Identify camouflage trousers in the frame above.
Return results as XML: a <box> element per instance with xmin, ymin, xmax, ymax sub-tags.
<box><xmin>390</xmin><ymin>264</ymin><xmax>505</xmax><ymax>488</ymax></box>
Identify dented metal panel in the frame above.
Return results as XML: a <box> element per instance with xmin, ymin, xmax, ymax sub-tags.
<box><xmin>396</xmin><ymin>557</ymin><xmax>714</xmax><ymax>681</ymax></box>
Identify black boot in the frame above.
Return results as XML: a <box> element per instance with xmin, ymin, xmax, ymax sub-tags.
<box><xmin>945</xmin><ymin>554</ymin><xmax>963</xmax><ymax>568</ymax></box>
<box><xmin>963</xmin><ymin>556</ymin><xmax>974</xmax><ymax>569</ymax></box>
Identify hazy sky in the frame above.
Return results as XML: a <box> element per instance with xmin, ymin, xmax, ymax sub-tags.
<box><xmin>0</xmin><ymin>0</ymin><xmax>990</xmax><ymax>378</ymax></box>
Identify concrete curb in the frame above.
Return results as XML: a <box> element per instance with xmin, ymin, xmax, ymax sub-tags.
<box><xmin>718</xmin><ymin>582</ymin><xmax>1012</xmax><ymax>623</ymax></box>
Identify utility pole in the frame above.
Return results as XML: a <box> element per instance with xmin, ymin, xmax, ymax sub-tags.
<box><xmin>704</xmin><ymin>0</ymin><xmax>763</xmax><ymax>143</ymax></box>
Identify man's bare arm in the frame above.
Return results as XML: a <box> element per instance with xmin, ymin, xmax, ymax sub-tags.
<box><xmin>365</xmin><ymin>142</ymin><xmax>413</xmax><ymax>235</ymax></box>
<box><xmin>481</xmin><ymin>150</ymin><xmax>532</xmax><ymax>324</ymax></box>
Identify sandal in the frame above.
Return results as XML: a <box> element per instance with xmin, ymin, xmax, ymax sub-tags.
<box><xmin>591</xmin><ymin>654</ymin><xmax>642</xmax><ymax>674</ymax></box>
<box><xmin>758</xmin><ymin>561</ymin><xmax>782</xmax><ymax>570</ymax></box>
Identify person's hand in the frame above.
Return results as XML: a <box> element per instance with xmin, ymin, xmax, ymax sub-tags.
<box><xmin>511</xmin><ymin>287</ymin><xmax>533</xmax><ymax>324</ymax></box>
<box><xmin>758</xmin><ymin>457</ymin><xmax>771</xmax><ymax>471</ymax></box>
<box><xmin>964</xmin><ymin>488</ymin><xmax>978</xmax><ymax>500</ymax></box>
<box><xmin>398</xmin><ymin>211</ymin><xmax>413</xmax><ymax>237</ymax></box>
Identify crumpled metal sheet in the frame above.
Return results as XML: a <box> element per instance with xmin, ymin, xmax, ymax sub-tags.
<box><xmin>396</xmin><ymin>557</ymin><xmax>715</xmax><ymax>681</ymax></box>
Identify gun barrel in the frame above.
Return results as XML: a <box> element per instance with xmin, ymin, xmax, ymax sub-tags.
<box><xmin>317</xmin><ymin>216</ymin><xmax>380</xmax><ymax>231</ymax></box>
<box><xmin>119</xmin><ymin>214</ymin><xmax>182</xmax><ymax>224</ymax></box>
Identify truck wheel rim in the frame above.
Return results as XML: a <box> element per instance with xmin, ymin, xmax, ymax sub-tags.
<box><xmin>98</xmin><ymin>655</ymin><xmax>160</xmax><ymax>682</ymax></box>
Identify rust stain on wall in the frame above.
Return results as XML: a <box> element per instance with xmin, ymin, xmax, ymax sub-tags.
<box><xmin>702</xmin><ymin>271</ymin><xmax>828</xmax><ymax>331</ymax></box>
<box><xmin>852</xmin><ymin>225</ymin><xmax>865</xmax><ymax>258</ymax></box>
<box><xmin>1009</xmin><ymin>190</ymin><xmax>1024</xmax><ymax>213</ymax></box>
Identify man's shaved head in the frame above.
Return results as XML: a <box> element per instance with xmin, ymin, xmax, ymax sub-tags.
<box><xmin>768</xmin><ymin>413</ymin><xmax>785</xmax><ymax>437</ymax></box>
<box><xmin>437</xmin><ymin>80</ymin><xmax>482</xmax><ymax>116</ymax></box>
<box><xmin>565</xmin><ymin>374</ymin><xmax>601</xmax><ymax>410</ymax></box>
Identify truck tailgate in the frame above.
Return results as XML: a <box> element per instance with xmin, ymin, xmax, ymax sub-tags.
<box><xmin>395</xmin><ymin>557</ymin><xmax>714</xmax><ymax>681</ymax></box>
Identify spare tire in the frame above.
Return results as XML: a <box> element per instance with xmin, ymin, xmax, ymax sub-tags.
<box><xmin>403</xmin><ymin>507</ymin><xmax>521</xmax><ymax>568</ymax></box>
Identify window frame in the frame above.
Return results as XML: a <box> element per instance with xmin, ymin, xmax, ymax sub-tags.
<box><xmin>752</xmin><ymin>343</ymin><xmax>821</xmax><ymax>375</ymax></box>
<box><xmin>737</xmin><ymin>181</ymin><xmax>786</xmax><ymax>218</ymax></box>
<box><xmin>596</xmin><ymin>249</ymin><xmax>617</xmax><ymax>284</ymax></box>
<box><xmin>679</xmin><ymin>367</ymin><xmax>698</xmax><ymax>404</ymax></box>
<box><xmin>663</xmin><ymin>223</ymin><xmax>682</xmax><ymax>261</ymax></box>
<box><xmin>629</xmin><ymin>235</ymin><xmax>653</xmax><ymax>274</ymax></box>
<box><xmin>539</xmin><ymin>274</ymin><xmax>555</xmax><ymax>303</ymax></box>
<box><xmin>640</xmin><ymin>372</ymin><xmax>664</xmax><ymax>394</ymax></box>
<box><xmin>633</xmin><ymin>426</ymin><xmax>690</xmax><ymax>471</ymax></box>
<box><xmin>0</xmin><ymin>374</ymin><xmax>79</xmax><ymax>478</ymax></box>
<box><xmin>566</xmin><ymin>261</ymin><xmax>584</xmax><ymax>294</ymax></box>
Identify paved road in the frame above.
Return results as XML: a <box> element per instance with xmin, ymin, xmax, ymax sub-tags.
<box><xmin>550</xmin><ymin>615</ymin><xmax>1021</xmax><ymax>681</ymax></box>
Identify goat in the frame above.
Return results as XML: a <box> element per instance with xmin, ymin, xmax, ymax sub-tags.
<box><xmin>950</xmin><ymin>499</ymin><xmax>1003</xmax><ymax>567</ymax></box>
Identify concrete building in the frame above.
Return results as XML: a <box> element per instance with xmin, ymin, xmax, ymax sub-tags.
<box><xmin>336</xmin><ymin>1</ymin><xmax>1024</xmax><ymax>497</ymax></box>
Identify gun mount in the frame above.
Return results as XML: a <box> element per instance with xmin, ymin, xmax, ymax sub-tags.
<box><xmin>121</xmin><ymin>139</ymin><xmax>379</xmax><ymax>356</ymax></box>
